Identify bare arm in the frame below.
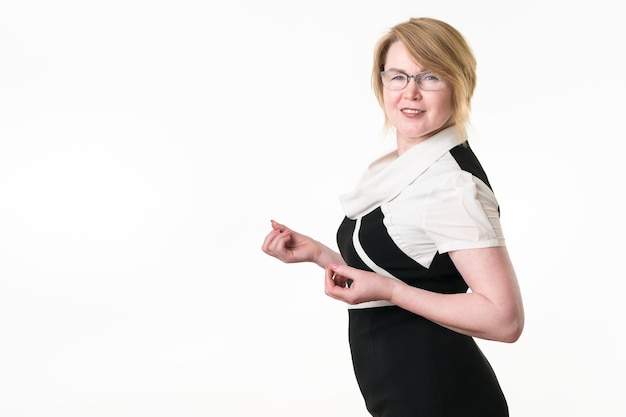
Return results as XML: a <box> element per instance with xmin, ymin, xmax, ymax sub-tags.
<box><xmin>390</xmin><ymin>246</ymin><xmax>524</xmax><ymax>342</ymax></box>
<box><xmin>325</xmin><ymin>246</ymin><xmax>524</xmax><ymax>343</ymax></box>
<box><xmin>262</xmin><ymin>220</ymin><xmax>345</xmax><ymax>268</ymax></box>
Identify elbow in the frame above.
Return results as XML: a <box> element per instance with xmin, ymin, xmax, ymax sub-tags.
<box><xmin>500</xmin><ymin>319</ymin><xmax>524</xmax><ymax>343</ymax></box>
<box><xmin>497</xmin><ymin>310</ymin><xmax>525</xmax><ymax>343</ymax></box>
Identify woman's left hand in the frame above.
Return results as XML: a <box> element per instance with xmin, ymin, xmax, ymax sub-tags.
<box><xmin>324</xmin><ymin>264</ymin><xmax>398</xmax><ymax>305</ymax></box>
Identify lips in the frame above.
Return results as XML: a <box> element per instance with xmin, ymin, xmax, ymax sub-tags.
<box><xmin>401</xmin><ymin>108</ymin><xmax>423</xmax><ymax>114</ymax></box>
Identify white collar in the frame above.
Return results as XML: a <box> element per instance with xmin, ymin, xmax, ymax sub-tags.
<box><xmin>339</xmin><ymin>126</ymin><xmax>462</xmax><ymax>219</ymax></box>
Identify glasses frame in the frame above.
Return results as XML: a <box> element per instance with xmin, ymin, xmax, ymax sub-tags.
<box><xmin>379</xmin><ymin>70</ymin><xmax>443</xmax><ymax>91</ymax></box>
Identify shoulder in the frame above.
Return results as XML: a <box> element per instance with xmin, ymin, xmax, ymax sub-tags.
<box><xmin>448</xmin><ymin>142</ymin><xmax>493</xmax><ymax>190</ymax></box>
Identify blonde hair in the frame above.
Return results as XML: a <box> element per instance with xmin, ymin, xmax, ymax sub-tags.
<box><xmin>372</xmin><ymin>17</ymin><xmax>477</xmax><ymax>141</ymax></box>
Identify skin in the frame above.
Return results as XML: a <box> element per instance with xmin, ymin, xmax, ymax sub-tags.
<box><xmin>382</xmin><ymin>41</ymin><xmax>455</xmax><ymax>155</ymax></box>
<box><xmin>262</xmin><ymin>41</ymin><xmax>524</xmax><ymax>343</ymax></box>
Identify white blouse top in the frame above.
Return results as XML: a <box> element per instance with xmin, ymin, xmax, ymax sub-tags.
<box><xmin>339</xmin><ymin>126</ymin><xmax>505</xmax><ymax>270</ymax></box>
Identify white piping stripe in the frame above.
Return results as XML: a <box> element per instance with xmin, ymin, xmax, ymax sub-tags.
<box><xmin>347</xmin><ymin>217</ymin><xmax>397</xmax><ymax>309</ymax></box>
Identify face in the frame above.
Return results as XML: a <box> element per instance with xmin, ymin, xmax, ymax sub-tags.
<box><xmin>382</xmin><ymin>41</ymin><xmax>454</xmax><ymax>150</ymax></box>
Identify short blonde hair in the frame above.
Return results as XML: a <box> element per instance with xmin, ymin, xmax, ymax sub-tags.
<box><xmin>372</xmin><ymin>17</ymin><xmax>477</xmax><ymax>141</ymax></box>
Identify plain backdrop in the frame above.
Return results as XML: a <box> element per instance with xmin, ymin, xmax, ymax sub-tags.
<box><xmin>1</xmin><ymin>1</ymin><xmax>624</xmax><ymax>416</ymax></box>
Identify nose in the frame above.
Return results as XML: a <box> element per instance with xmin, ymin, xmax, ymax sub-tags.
<box><xmin>403</xmin><ymin>78</ymin><xmax>422</xmax><ymax>99</ymax></box>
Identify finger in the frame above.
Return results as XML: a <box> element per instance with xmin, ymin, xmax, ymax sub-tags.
<box><xmin>326</xmin><ymin>265</ymin><xmax>353</xmax><ymax>295</ymax></box>
<box><xmin>328</xmin><ymin>263</ymin><xmax>355</xmax><ymax>280</ymax></box>
<box><xmin>324</xmin><ymin>266</ymin><xmax>342</xmax><ymax>298</ymax></box>
<box><xmin>333</xmin><ymin>273</ymin><xmax>350</xmax><ymax>288</ymax></box>
<box><xmin>262</xmin><ymin>228</ymin><xmax>292</xmax><ymax>256</ymax></box>
<box><xmin>261</xmin><ymin>228</ymin><xmax>282</xmax><ymax>253</ymax></box>
<box><xmin>270</xmin><ymin>219</ymin><xmax>289</xmax><ymax>233</ymax></box>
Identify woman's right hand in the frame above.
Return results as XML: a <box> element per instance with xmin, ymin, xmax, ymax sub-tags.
<box><xmin>261</xmin><ymin>220</ymin><xmax>320</xmax><ymax>264</ymax></box>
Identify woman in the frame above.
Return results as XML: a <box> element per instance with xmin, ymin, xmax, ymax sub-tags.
<box><xmin>262</xmin><ymin>17</ymin><xmax>524</xmax><ymax>417</ymax></box>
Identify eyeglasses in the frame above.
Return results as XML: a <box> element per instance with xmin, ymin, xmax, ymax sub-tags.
<box><xmin>379</xmin><ymin>70</ymin><xmax>444</xmax><ymax>91</ymax></box>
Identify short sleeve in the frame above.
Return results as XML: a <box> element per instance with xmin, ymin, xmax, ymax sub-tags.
<box><xmin>424</xmin><ymin>171</ymin><xmax>505</xmax><ymax>253</ymax></box>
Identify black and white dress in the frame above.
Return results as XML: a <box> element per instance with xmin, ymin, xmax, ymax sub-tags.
<box><xmin>337</xmin><ymin>126</ymin><xmax>509</xmax><ymax>417</ymax></box>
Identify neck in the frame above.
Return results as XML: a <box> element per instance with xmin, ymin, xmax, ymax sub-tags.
<box><xmin>396</xmin><ymin>124</ymin><xmax>455</xmax><ymax>156</ymax></box>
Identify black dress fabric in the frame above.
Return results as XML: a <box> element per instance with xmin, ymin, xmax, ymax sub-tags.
<box><xmin>335</xmin><ymin>128</ymin><xmax>510</xmax><ymax>416</ymax></box>
<box><xmin>347</xmin><ymin>305</ymin><xmax>508</xmax><ymax>417</ymax></box>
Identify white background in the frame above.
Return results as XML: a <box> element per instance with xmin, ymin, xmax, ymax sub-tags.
<box><xmin>1</xmin><ymin>1</ymin><xmax>624</xmax><ymax>416</ymax></box>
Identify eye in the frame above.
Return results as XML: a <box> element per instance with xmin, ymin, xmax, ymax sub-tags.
<box><xmin>390</xmin><ymin>73</ymin><xmax>407</xmax><ymax>81</ymax></box>
<box><xmin>422</xmin><ymin>73</ymin><xmax>440</xmax><ymax>81</ymax></box>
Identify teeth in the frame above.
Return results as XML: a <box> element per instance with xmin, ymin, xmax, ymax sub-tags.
<box><xmin>402</xmin><ymin>109</ymin><xmax>421</xmax><ymax>114</ymax></box>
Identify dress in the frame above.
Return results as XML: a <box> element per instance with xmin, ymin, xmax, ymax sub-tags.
<box><xmin>336</xmin><ymin>127</ymin><xmax>509</xmax><ymax>417</ymax></box>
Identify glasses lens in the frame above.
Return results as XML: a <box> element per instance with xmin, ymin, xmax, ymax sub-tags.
<box><xmin>381</xmin><ymin>71</ymin><xmax>408</xmax><ymax>90</ymax></box>
<box><xmin>381</xmin><ymin>71</ymin><xmax>444</xmax><ymax>91</ymax></box>
<box><xmin>418</xmin><ymin>73</ymin><xmax>443</xmax><ymax>91</ymax></box>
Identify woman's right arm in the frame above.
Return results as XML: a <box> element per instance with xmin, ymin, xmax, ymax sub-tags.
<box><xmin>262</xmin><ymin>220</ymin><xmax>345</xmax><ymax>268</ymax></box>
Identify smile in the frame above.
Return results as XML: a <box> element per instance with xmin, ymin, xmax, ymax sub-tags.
<box><xmin>401</xmin><ymin>109</ymin><xmax>423</xmax><ymax>114</ymax></box>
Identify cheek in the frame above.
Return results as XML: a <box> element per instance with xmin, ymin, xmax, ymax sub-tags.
<box><xmin>434</xmin><ymin>97</ymin><xmax>451</xmax><ymax>113</ymax></box>
<box><xmin>442</xmin><ymin>99</ymin><xmax>455</xmax><ymax>120</ymax></box>
<box><xmin>383</xmin><ymin>91</ymin><xmax>400</xmax><ymax>113</ymax></box>
<box><xmin>437</xmin><ymin>90</ymin><xmax>455</xmax><ymax>117</ymax></box>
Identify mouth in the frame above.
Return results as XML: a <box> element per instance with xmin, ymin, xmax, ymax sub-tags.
<box><xmin>401</xmin><ymin>108</ymin><xmax>424</xmax><ymax>114</ymax></box>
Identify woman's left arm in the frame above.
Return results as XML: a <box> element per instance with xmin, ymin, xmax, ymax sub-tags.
<box><xmin>325</xmin><ymin>246</ymin><xmax>524</xmax><ymax>343</ymax></box>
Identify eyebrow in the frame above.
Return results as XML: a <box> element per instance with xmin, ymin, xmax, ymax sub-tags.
<box><xmin>385</xmin><ymin>67</ymin><xmax>430</xmax><ymax>74</ymax></box>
